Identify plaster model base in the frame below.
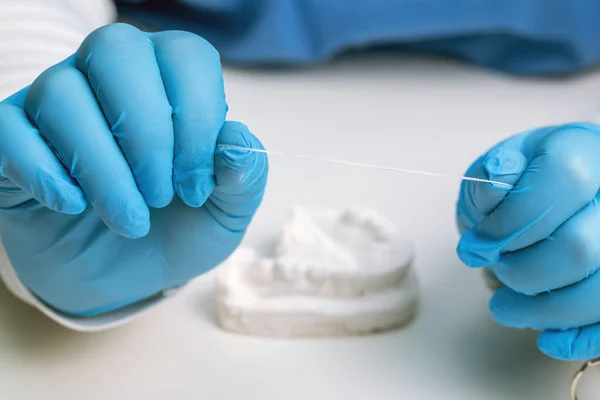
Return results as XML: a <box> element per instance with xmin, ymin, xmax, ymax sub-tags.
<box><xmin>215</xmin><ymin>207</ymin><xmax>419</xmax><ymax>337</ymax></box>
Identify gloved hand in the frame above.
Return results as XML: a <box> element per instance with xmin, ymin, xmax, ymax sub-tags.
<box><xmin>456</xmin><ymin>122</ymin><xmax>600</xmax><ymax>361</ymax></box>
<box><xmin>0</xmin><ymin>23</ymin><xmax>268</xmax><ymax>316</ymax></box>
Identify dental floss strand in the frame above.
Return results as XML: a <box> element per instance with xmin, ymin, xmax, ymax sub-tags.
<box><xmin>218</xmin><ymin>144</ymin><xmax>514</xmax><ymax>188</ymax></box>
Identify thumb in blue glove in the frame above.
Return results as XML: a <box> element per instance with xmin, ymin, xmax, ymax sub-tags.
<box><xmin>456</xmin><ymin>142</ymin><xmax>529</xmax><ymax>237</ymax></box>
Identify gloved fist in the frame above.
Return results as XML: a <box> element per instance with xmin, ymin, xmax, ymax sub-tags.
<box><xmin>456</xmin><ymin>122</ymin><xmax>600</xmax><ymax>361</ymax></box>
<box><xmin>0</xmin><ymin>23</ymin><xmax>268</xmax><ymax>316</ymax></box>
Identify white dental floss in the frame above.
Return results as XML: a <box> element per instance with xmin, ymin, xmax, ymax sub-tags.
<box><xmin>218</xmin><ymin>144</ymin><xmax>513</xmax><ymax>187</ymax></box>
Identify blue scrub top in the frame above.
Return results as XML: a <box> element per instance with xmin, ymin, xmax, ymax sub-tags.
<box><xmin>116</xmin><ymin>0</ymin><xmax>600</xmax><ymax>76</ymax></box>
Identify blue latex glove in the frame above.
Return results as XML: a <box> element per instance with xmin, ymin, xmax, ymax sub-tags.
<box><xmin>0</xmin><ymin>23</ymin><xmax>268</xmax><ymax>316</ymax></box>
<box><xmin>116</xmin><ymin>0</ymin><xmax>600</xmax><ymax>76</ymax></box>
<box><xmin>456</xmin><ymin>122</ymin><xmax>600</xmax><ymax>361</ymax></box>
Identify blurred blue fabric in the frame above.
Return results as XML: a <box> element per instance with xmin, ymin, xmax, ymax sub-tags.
<box><xmin>116</xmin><ymin>0</ymin><xmax>600</xmax><ymax>76</ymax></box>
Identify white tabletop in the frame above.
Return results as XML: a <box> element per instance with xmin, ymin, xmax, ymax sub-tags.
<box><xmin>1</xmin><ymin>54</ymin><xmax>600</xmax><ymax>400</ymax></box>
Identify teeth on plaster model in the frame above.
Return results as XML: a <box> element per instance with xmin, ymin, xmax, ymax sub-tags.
<box><xmin>215</xmin><ymin>207</ymin><xmax>419</xmax><ymax>337</ymax></box>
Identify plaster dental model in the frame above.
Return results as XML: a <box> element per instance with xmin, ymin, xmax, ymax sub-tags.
<box><xmin>215</xmin><ymin>207</ymin><xmax>419</xmax><ymax>337</ymax></box>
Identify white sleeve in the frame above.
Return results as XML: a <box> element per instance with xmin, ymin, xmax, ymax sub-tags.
<box><xmin>0</xmin><ymin>0</ymin><xmax>178</xmax><ymax>331</ymax></box>
<box><xmin>0</xmin><ymin>0</ymin><xmax>117</xmax><ymax>100</ymax></box>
